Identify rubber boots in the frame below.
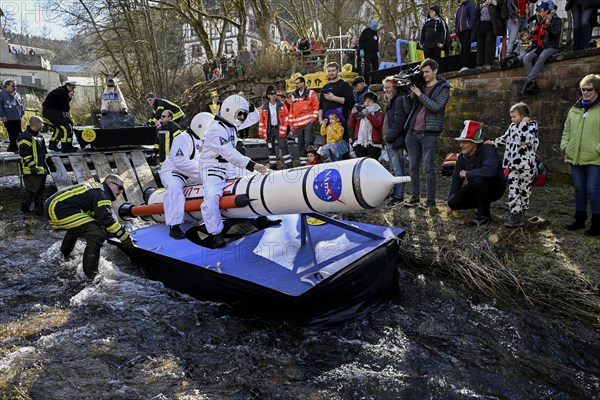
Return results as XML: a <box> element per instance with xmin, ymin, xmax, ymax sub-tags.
<box><xmin>585</xmin><ymin>214</ymin><xmax>600</xmax><ymax>237</ymax></box>
<box><xmin>60</xmin><ymin>233</ymin><xmax>78</xmax><ymax>258</ymax></box>
<box><xmin>82</xmin><ymin>244</ymin><xmax>102</xmax><ymax>279</ymax></box>
<box><xmin>565</xmin><ymin>210</ymin><xmax>587</xmax><ymax>230</ymax></box>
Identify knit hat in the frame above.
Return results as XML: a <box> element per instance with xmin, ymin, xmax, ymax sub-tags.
<box><xmin>324</xmin><ymin>108</ymin><xmax>346</xmax><ymax>125</ymax></box>
<box><xmin>369</xmin><ymin>20</ymin><xmax>379</xmax><ymax>30</ymax></box>
<box><xmin>276</xmin><ymin>90</ymin><xmax>287</xmax><ymax>97</ymax></box>
<box><xmin>429</xmin><ymin>5</ymin><xmax>441</xmax><ymax>15</ymax></box>
<box><xmin>210</xmin><ymin>90</ymin><xmax>219</xmax><ymax>98</ymax></box>
<box><xmin>363</xmin><ymin>91</ymin><xmax>378</xmax><ymax>102</ymax></box>
<box><xmin>64</xmin><ymin>80</ymin><xmax>77</xmax><ymax>86</ymax></box>
<box><xmin>351</xmin><ymin>76</ymin><xmax>365</xmax><ymax>86</ymax></box>
<box><xmin>455</xmin><ymin>120</ymin><xmax>484</xmax><ymax>143</ymax></box>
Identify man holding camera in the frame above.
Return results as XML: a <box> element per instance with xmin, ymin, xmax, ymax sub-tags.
<box><xmin>403</xmin><ymin>58</ymin><xmax>451</xmax><ymax>210</ymax></box>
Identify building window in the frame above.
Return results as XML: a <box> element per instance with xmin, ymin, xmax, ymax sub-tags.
<box><xmin>191</xmin><ymin>45</ymin><xmax>202</xmax><ymax>58</ymax></box>
<box><xmin>225</xmin><ymin>41</ymin><xmax>233</xmax><ymax>54</ymax></box>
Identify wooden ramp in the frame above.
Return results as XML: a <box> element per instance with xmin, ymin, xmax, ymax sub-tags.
<box><xmin>49</xmin><ymin>150</ymin><xmax>157</xmax><ymax>214</ymax></box>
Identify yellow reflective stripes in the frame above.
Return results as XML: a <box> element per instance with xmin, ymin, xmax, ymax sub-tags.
<box><xmin>47</xmin><ymin>185</ymin><xmax>89</xmax><ymax>221</ymax></box>
<box><xmin>172</xmin><ymin>110</ymin><xmax>184</xmax><ymax>120</ymax></box>
<box><xmin>105</xmin><ymin>220</ymin><xmax>121</xmax><ymax>234</ymax></box>
<box><xmin>49</xmin><ymin>213</ymin><xmax>95</xmax><ymax>230</ymax></box>
<box><xmin>97</xmin><ymin>199</ymin><xmax>112</xmax><ymax>208</ymax></box>
<box><xmin>17</xmin><ymin>139</ymin><xmax>32</xmax><ymax>147</ymax></box>
<box><xmin>118</xmin><ymin>231</ymin><xmax>130</xmax><ymax>241</ymax></box>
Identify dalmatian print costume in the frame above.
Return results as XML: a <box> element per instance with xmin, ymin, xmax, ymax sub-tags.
<box><xmin>493</xmin><ymin>120</ymin><xmax>539</xmax><ymax>214</ymax></box>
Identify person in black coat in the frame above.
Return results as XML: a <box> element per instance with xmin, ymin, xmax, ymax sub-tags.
<box><xmin>445</xmin><ymin>120</ymin><xmax>507</xmax><ymax>226</ymax></box>
<box><xmin>382</xmin><ymin>77</ymin><xmax>410</xmax><ymax>206</ymax></box>
<box><xmin>359</xmin><ymin>20</ymin><xmax>380</xmax><ymax>85</ymax></box>
<box><xmin>42</xmin><ymin>80</ymin><xmax>78</xmax><ymax>152</ymax></box>
<box><xmin>420</xmin><ymin>6</ymin><xmax>451</xmax><ymax>63</ymax></box>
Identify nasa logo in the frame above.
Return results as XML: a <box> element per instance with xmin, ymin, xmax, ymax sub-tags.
<box><xmin>313</xmin><ymin>169</ymin><xmax>345</xmax><ymax>204</ymax></box>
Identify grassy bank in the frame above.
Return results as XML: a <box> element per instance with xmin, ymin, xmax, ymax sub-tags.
<box><xmin>338</xmin><ymin>171</ymin><xmax>600</xmax><ymax>327</ymax></box>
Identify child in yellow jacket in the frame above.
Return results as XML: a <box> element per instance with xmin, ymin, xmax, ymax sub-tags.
<box><xmin>318</xmin><ymin>108</ymin><xmax>349</xmax><ymax>161</ymax></box>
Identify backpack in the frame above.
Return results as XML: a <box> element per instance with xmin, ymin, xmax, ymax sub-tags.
<box><xmin>533</xmin><ymin>158</ymin><xmax>548</xmax><ymax>187</ymax></box>
<box><xmin>440</xmin><ymin>152</ymin><xmax>459</xmax><ymax>176</ymax></box>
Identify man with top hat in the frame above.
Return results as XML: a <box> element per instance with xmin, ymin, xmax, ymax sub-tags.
<box><xmin>42</xmin><ymin>80</ymin><xmax>78</xmax><ymax>152</ymax></box>
<box><xmin>445</xmin><ymin>120</ymin><xmax>507</xmax><ymax>226</ymax></box>
<box><xmin>205</xmin><ymin>91</ymin><xmax>222</xmax><ymax>115</ymax></box>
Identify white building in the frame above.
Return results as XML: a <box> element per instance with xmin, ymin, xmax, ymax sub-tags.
<box><xmin>183</xmin><ymin>8</ymin><xmax>282</xmax><ymax>64</ymax></box>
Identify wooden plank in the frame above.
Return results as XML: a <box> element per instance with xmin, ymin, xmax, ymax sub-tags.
<box><xmin>50</xmin><ymin>156</ymin><xmax>72</xmax><ymax>189</ymax></box>
<box><xmin>90</xmin><ymin>153</ymin><xmax>125</xmax><ymax>215</ymax></box>
<box><xmin>68</xmin><ymin>155</ymin><xmax>93</xmax><ymax>183</ymax></box>
<box><xmin>130</xmin><ymin>151</ymin><xmax>157</xmax><ymax>194</ymax></box>
<box><xmin>114</xmin><ymin>152</ymin><xmax>144</xmax><ymax>205</ymax></box>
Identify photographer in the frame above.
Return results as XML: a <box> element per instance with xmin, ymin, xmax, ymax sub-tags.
<box><xmin>403</xmin><ymin>58</ymin><xmax>451</xmax><ymax>209</ymax></box>
<box><xmin>349</xmin><ymin>91</ymin><xmax>384</xmax><ymax>160</ymax></box>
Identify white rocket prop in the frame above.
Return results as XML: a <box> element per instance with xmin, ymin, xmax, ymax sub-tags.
<box><xmin>134</xmin><ymin>158</ymin><xmax>410</xmax><ymax>223</ymax></box>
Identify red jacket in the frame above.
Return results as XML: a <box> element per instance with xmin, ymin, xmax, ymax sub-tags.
<box><xmin>349</xmin><ymin>111</ymin><xmax>384</xmax><ymax>144</ymax></box>
<box><xmin>258</xmin><ymin>100</ymin><xmax>288</xmax><ymax>139</ymax></box>
<box><xmin>289</xmin><ymin>89</ymin><xmax>319</xmax><ymax>129</ymax></box>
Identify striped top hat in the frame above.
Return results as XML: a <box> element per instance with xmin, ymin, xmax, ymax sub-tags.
<box><xmin>456</xmin><ymin>120</ymin><xmax>484</xmax><ymax>143</ymax></box>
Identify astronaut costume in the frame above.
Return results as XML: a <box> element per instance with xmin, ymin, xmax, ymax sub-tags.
<box><xmin>199</xmin><ymin>95</ymin><xmax>261</xmax><ymax>238</ymax></box>
<box><xmin>159</xmin><ymin>112</ymin><xmax>214</xmax><ymax>234</ymax></box>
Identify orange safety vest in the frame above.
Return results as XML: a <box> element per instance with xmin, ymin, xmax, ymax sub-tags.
<box><xmin>289</xmin><ymin>89</ymin><xmax>319</xmax><ymax>129</ymax></box>
<box><xmin>258</xmin><ymin>102</ymin><xmax>288</xmax><ymax>139</ymax></box>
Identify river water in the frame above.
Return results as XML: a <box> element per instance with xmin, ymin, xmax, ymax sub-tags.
<box><xmin>1</xmin><ymin>176</ymin><xmax>599</xmax><ymax>399</ymax></box>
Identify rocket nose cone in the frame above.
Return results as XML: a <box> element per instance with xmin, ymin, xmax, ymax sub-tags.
<box><xmin>355</xmin><ymin>158</ymin><xmax>405</xmax><ymax>208</ymax></box>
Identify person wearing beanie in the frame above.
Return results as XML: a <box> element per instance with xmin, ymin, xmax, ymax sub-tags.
<box><xmin>420</xmin><ymin>5</ymin><xmax>451</xmax><ymax>63</ymax></box>
<box><xmin>445</xmin><ymin>120</ymin><xmax>507</xmax><ymax>226</ymax></box>
<box><xmin>358</xmin><ymin>19</ymin><xmax>380</xmax><ymax>85</ymax></box>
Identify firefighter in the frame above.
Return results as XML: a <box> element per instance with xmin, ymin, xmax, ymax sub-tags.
<box><xmin>45</xmin><ymin>174</ymin><xmax>134</xmax><ymax>279</ymax></box>
<box><xmin>42</xmin><ymin>80</ymin><xmax>78</xmax><ymax>152</ymax></box>
<box><xmin>17</xmin><ymin>115</ymin><xmax>56</xmax><ymax>215</ymax></box>
<box><xmin>288</xmin><ymin>76</ymin><xmax>319</xmax><ymax>165</ymax></box>
<box><xmin>145</xmin><ymin>93</ymin><xmax>185</xmax><ymax>126</ymax></box>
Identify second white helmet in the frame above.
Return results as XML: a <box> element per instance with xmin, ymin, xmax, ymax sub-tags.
<box><xmin>220</xmin><ymin>94</ymin><xmax>249</xmax><ymax>127</ymax></box>
<box><xmin>189</xmin><ymin>112</ymin><xmax>215</xmax><ymax>140</ymax></box>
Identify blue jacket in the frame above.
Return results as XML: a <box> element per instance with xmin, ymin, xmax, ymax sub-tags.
<box><xmin>0</xmin><ymin>89</ymin><xmax>25</xmax><ymax>121</ymax></box>
<box><xmin>455</xmin><ymin>0</ymin><xmax>476</xmax><ymax>33</ymax></box>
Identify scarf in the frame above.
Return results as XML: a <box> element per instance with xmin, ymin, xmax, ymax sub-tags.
<box><xmin>354</xmin><ymin>104</ymin><xmax>382</xmax><ymax>148</ymax></box>
<box><xmin>531</xmin><ymin>20</ymin><xmax>547</xmax><ymax>48</ymax></box>
<box><xmin>582</xmin><ymin>96</ymin><xmax>600</xmax><ymax>113</ymax></box>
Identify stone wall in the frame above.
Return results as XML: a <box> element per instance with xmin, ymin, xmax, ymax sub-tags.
<box><xmin>441</xmin><ymin>48</ymin><xmax>600</xmax><ymax>174</ymax></box>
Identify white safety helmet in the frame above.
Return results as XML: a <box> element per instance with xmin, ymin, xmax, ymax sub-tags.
<box><xmin>220</xmin><ymin>94</ymin><xmax>249</xmax><ymax>127</ymax></box>
<box><xmin>189</xmin><ymin>112</ymin><xmax>214</xmax><ymax>140</ymax></box>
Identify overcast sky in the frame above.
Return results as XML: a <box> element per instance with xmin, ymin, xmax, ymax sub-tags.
<box><xmin>0</xmin><ymin>0</ymin><xmax>71</xmax><ymax>40</ymax></box>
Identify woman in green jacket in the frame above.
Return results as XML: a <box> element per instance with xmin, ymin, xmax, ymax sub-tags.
<box><xmin>561</xmin><ymin>74</ymin><xmax>600</xmax><ymax>236</ymax></box>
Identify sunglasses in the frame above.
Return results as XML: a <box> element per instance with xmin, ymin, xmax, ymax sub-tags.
<box><xmin>581</xmin><ymin>88</ymin><xmax>594</xmax><ymax>93</ymax></box>
<box><xmin>269</xmin><ymin>92</ymin><xmax>277</xmax><ymax>95</ymax></box>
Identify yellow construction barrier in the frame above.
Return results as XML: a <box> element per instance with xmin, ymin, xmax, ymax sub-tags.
<box><xmin>286</xmin><ymin>64</ymin><xmax>358</xmax><ymax>93</ymax></box>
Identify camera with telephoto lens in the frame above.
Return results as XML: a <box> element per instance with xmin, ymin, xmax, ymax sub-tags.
<box><xmin>395</xmin><ymin>66</ymin><xmax>425</xmax><ymax>91</ymax></box>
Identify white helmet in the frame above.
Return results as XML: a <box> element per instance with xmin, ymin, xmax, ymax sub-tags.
<box><xmin>189</xmin><ymin>112</ymin><xmax>214</xmax><ymax>140</ymax></box>
<box><xmin>220</xmin><ymin>94</ymin><xmax>249</xmax><ymax>127</ymax></box>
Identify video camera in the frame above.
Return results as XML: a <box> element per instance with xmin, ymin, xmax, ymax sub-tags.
<box><xmin>394</xmin><ymin>66</ymin><xmax>425</xmax><ymax>91</ymax></box>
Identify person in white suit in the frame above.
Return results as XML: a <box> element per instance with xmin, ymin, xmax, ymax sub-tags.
<box><xmin>199</xmin><ymin>95</ymin><xmax>268</xmax><ymax>248</ymax></box>
<box><xmin>159</xmin><ymin>112</ymin><xmax>214</xmax><ymax>239</ymax></box>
